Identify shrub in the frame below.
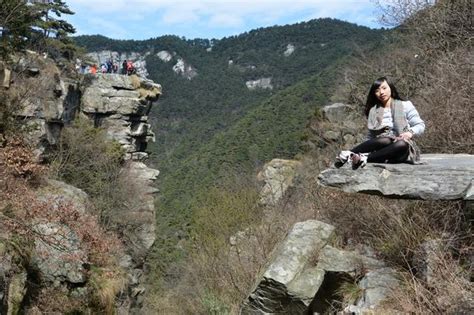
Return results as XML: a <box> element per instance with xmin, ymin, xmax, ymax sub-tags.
<box><xmin>49</xmin><ymin>118</ymin><xmax>125</xmax><ymax>226</ymax></box>
<box><xmin>0</xmin><ymin>137</ymin><xmax>125</xmax><ymax>313</ymax></box>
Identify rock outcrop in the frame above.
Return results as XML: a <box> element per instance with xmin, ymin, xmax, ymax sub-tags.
<box><xmin>80</xmin><ymin>73</ymin><xmax>161</xmax><ymax>311</ymax></box>
<box><xmin>3</xmin><ymin>54</ymin><xmax>162</xmax><ymax>313</ymax></box>
<box><xmin>172</xmin><ymin>58</ymin><xmax>197</xmax><ymax>80</ymax></box>
<box><xmin>81</xmin><ymin>74</ymin><xmax>161</xmax><ymax>161</ymax></box>
<box><xmin>318</xmin><ymin>154</ymin><xmax>474</xmax><ymax>201</ymax></box>
<box><xmin>257</xmin><ymin>159</ymin><xmax>301</xmax><ymax>206</ymax></box>
<box><xmin>283</xmin><ymin>44</ymin><xmax>295</xmax><ymax>57</ymax></box>
<box><xmin>246</xmin><ymin>78</ymin><xmax>273</xmax><ymax>90</ymax></box>
<box><xmin>241</xmin><ymin>220</ymin><xmax>399</xmax><ymax>314</ymax></box>
<box><xmin>6</xmin><ymin>52</ymin><xmax>81</xmax><ymax>158</ymax></box>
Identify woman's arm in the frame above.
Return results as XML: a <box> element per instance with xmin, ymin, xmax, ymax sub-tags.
<box><xmin>404</xmin><ymin>101</ymin><xmax>425</xmax><ymax>136</ymax></box>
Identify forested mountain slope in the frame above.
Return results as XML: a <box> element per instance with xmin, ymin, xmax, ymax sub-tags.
<box><xmin>74</xmin><ymin>19</ymin><xmax>386</xmax><ymax>174</ymax></box>
<box><xmin>74</xmin><ymin>18</ymin><xmax>387</xmax><ymax>291</ymax></box>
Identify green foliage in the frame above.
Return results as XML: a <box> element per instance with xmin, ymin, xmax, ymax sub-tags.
<box><xmin>201</xmin><ymin>291</ymin><xmax>231</xmax><ymax>315</ymax></box>
<box><xmin>192</xmin><ymin>179</ymin><xmax>262</xmax><ymax>254</ymax></box>
<box><xmin>31</xmin><ymin>0</ymin><xmax>75</xmax><ymax>39</ymax></box>
<box><xmin>75</xmin><ymin>19</ymin><xmax>386</xmax><ymax>286</ymax></box>
<box><xmin>0</xmin><ymin>0</ymin><xmax>38</xmax><ymax>58</ymax></box>
<box><xmin>49</xmin><ymin>118</ymin><xmax>125</xmax><ymax>225</ymax></box>
<box><xmin>0</xmin><ymin>0</ymin><xmax>77</xmax><ymax>60</ymax></box>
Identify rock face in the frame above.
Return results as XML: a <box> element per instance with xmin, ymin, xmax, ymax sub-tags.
<box><xmin>318</xmin><ymin>154</ymin><xmax>474</xmax><ymax>200</ymax></box>
<box><xmin>283</xmin><ymin>44</ymin><xmax>295</xmax><ymax>57</ymax></box>
<box><xmin>7</xmin><ymin>52</ymin><xmax>81</xmax><ymax>157</ymax></box>
<box><xmin>241</xmin><ymin>220</ymin><xmax>399</xmax><ymax>314</ymax></box>
<box><xmin>80</xmin><ymin>73</ymin><xmax>161</xmax><ymax>312</ymax></box>
<box><xmin>81</xmin><ymin>74</ymin><xmax>161</xmax><ymax>161</ymax></box>
<box><xmin>172</xmin><ymin>58</ymin><xmax>197</xmax><ymax>80</ymax></box>
<box><xmin>257</xmin><ymin>159</ymin><xmax>301</xmax><ymax>206</ymax></box>
<box><xmin>246</xmin><ymin>78</ymin><xmax>273</xmax><ymax>90</ymax></box>
<box><xmin>3</xmin><ymin>53</ymin><xmax>162</xmax><ymax>313</ymax></box>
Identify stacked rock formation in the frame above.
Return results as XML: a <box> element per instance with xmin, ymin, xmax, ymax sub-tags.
<box><xmin>241</xmin><ymin>220</ymin><xmax>399</xmax><ymax>314</ymax></box>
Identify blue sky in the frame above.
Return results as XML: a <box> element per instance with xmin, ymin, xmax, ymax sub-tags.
<box><xmin>65</xmin><ymin>0</ymin><xmax>383</xmax><ymax>40</ymax></box>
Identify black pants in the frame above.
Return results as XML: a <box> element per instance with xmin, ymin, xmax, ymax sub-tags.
<box><xmin>351</xmin><ymin>137</ymin><xmax>409</xmax><ymax>163</ymax></box>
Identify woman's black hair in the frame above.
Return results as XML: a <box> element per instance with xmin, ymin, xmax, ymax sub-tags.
<box><xmin>364</xmin><ymin>77</ymin><xmax>402</xmax><ymax>117</ymax></box>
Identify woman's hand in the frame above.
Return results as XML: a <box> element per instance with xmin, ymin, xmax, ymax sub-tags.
<box><xmin>396</xmin><ymin>132</ymin><xmax>413</xmax><ymax>141</ymax></box>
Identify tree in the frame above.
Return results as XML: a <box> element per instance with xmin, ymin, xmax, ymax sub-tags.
<box><xmin>0</xmin><ymin>0</ymin><xmax>38</xmax><ymax>58</ymax></box>
<box><xmin>375</xmin><ymin>0</ymin><xmax>436</xmax><ymax>26</ymax></box>
<box><xmin>30</xmin><ymin>0</ymin><xmax>75</xmax><ymax>39</ymax></box>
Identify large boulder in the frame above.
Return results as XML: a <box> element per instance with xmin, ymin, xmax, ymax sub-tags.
<box><xmin>37</xmin><ymin>179</ymin><xmax>89</xmax><ymax>214</ymax></box>
<box><xmin>31</xmin><ymin>222</ymin><xmax>87</xmax><ymax>284</ymax></box>
<box><xmin>318</xmin><ymin>154</ymin><xmax>474</xmax><ymax>200</ymax></box>
<box><xmin>242</xmin><ymin>220</ymin><xmax>335</xmax><ymax>314</ymax></box>
<box><xmin>242</xmin><ymin>220</ymin><xmax>400</xmax><ymax>314</ymax></box>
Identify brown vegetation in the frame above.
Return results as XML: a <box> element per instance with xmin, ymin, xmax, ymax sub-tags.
<box><xmin>347</xmin><ymin>0</ymin><xmax>473</xmax><ymax>153</ymax></box>
<box><xmin>0</xmin><ymin>134</ymin><xmax>125</xmax><ymax>313</ymax></box>
<box><xmin>148</xmin><ymin>2</ymin><xmax>473</xmax><ymax>313</ymax></box>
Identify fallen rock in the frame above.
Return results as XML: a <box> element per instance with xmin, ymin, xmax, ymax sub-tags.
<box><xmin>318</xmin><ymin>154</ymin><xmax>474</xmax><ymax>200</ymax></box>
<box><xmin>241</xmin><ymin>220</ymin><xmax>335</xmax><ymax>314</ymax></box>
<box><xmin>242</xmin><ymin>220</ymin><xmax>400</xmax><ymax>314</ymax></box>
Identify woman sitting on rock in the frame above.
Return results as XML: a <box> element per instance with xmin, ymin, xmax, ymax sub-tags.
<box><xmin>335</xmin><ymin>76</ymin><xmax>425</xmax><ymax>169</ymax></box>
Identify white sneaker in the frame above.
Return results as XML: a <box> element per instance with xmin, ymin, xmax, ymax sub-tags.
<box><xmin>350</xmin><ymin>153</ymin><xmax>368</xmax><ymax>170</ymax></box>
<box><xmin>334</xmin><ymin>150</ymin><xmax>352</xmax><ymax>168</ymax></box>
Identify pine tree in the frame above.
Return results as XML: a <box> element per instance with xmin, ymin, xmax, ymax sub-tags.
<box><xmin>0</xmin><ymin>0</ymin><xmax>37</xmax><ymax>58</ymax></box>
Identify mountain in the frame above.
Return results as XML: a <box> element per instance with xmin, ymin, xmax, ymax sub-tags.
<box><xmin>73</xmin><ymin>18</ymin><xmax>387</xmax><ymax>281</ymax></box>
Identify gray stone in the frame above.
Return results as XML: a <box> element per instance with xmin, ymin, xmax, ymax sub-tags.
<box><xmin>322</xmin><ymin>103</ymin><xmax>355</xmax><ymax>124</ymax></box>
<box><xmin>346</xmin><ymin>267</ymin><xmax>399</xmax><ymax>314</ymax></box>
<box><xmin>316</xmin><ymin>246</ymin><xmax>385</xmax><ymax>274</ymax></box>
<box><xmin>258</xmin><ymin>159</ymin><xmax>301</xmax><ymax>206</ymax></box>
<box><xmin>242</xmin><ymin>220</ymin><xmax>335</xmax><ymax>313</ymax></box>
<box><xmin>38</xmin><ymin>179</ymin><xmax>89</xmax><ymax>214</ymax></box>
<box><xmin>31</xmin><ymin>223</ymin><xmax>86</xmax><ymax>284</ymax></box>
<box><xmin>318</xmin><ymin>154</ymin><xmax>474</xmax><ymax>200</ymax></box>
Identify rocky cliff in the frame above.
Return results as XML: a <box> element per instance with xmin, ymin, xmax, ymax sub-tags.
<box><xmin>0</xmin><ymin>51</ymin><xmax>161</xmax><ymax>314</ymax></box>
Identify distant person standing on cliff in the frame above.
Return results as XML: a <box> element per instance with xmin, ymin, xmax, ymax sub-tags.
<box><xmin>122</xmin><ymin>60</ymin><xmax>128</xmax><ymax>75</ymax></box>
<box><xmin>334</xmin><ymin>77</ymin><xmax>425</xmax><ymax>169</ymax></box>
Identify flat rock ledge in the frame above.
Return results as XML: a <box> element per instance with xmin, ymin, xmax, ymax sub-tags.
<box><xmin>318</xmin><ymin>154</ymin><xmax>473</xmax><ymax>200</ymax></box>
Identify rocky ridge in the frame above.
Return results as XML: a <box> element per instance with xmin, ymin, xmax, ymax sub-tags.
<box><xmin>0</xmin><ymin>52</ymin><xmax>161</xmax><ymax>314</ymax></box>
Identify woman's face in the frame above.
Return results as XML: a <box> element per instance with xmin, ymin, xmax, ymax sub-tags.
<box><xmin>375</xmin><ymin>80</ymin><xmax>391</xmax><ymax>104</ymax></box>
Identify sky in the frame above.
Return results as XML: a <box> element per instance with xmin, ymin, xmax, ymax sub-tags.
<box><xmin>64</xmin><ymin>0</ymin><xmax>384</xmax><ymax>40</ymax></box>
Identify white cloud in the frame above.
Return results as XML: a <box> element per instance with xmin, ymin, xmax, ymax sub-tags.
<box><xmin>67</xmin><ymin>0</ymin><xmax>379</xmax><ymax>39</ymax></box>
<box><xmin>208</xmin><ymin>13</ymin><xmax>244</xmax><ymax>28</ymax></box>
